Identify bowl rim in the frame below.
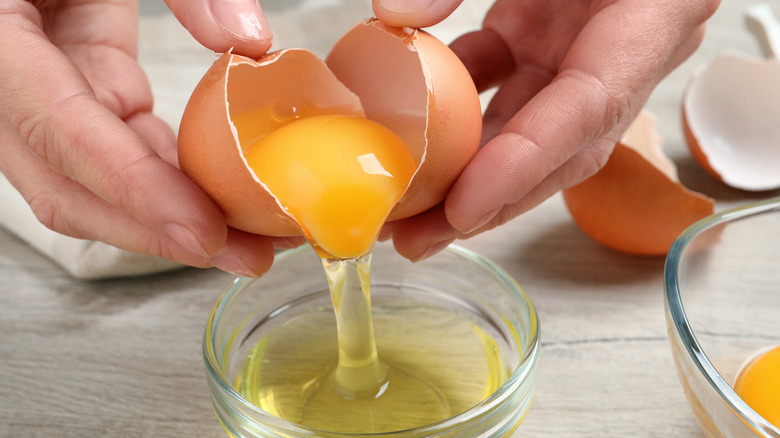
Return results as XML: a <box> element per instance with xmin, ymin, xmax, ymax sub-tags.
<box><xmin>664</xmin><ymin>196</ymin><xmax>780</xmax><ymax>436</ymax></box>
<box><xmin>203</xmin><ymin>242</ymin><xmax>541</xmax><ymax>436</ymax></box>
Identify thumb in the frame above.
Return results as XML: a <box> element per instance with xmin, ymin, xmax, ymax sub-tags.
<box><xmin>165</xmin><ymin>0</ymin><xmax>273</xmax><ymax>59</ymax></box>
<box><xmin>373</xmin><ymin>0</ymin><xmax>464</xmax><ymax>28</ymax></box>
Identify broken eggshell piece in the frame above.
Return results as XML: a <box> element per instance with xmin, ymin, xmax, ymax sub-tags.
<box><xmin>326</xmin><ymin>19</ymin><xmax>482</xmax><ymax>220</ymax></box>
<box><xmin>682</xmin><ymin>51</ymin><xmax>780</xmax><ymax>191</ymax></box>
<box><xmin>178</xmin><ymin>19</ymin><xmax>481</xmax><ymax>239</ymax></box>
<box><xmin>563</xmin><ymin>111</ymin><xmax>715</xmax><ymax>256</ymax></box>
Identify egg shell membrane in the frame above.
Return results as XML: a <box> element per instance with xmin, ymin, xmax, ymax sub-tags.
<box><xmin>326</xmin><ymin>19</ymin><xmax>482</xmax><ymax>221</ymax></box>
<box><xmin>563</xmin><ymin>111</ymin><xmax>715</xmax><ymax>256</ymax></box>
<box><xmin>683</xmin><ymin>52</ymin><xmax>780</xmax><ymax>191</ymax></box>
<box><xmin>178</xmin><ymin>49</ymin><xmax>365</xmax><ymax>236</ymax></box>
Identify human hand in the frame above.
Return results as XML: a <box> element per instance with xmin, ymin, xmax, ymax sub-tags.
<box><xmin>374</xmin><ymin>0</ymin><xmax>720</xmax><ymax>261</ymax></box>
<box><xmin>0</xmin><ymin>0</ymin><xmax>292</xmax><ymax>277</ymax></box>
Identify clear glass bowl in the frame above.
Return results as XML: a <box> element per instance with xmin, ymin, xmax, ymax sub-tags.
<box><xmin>203</xmin><ymin>242</ymin><xmax>540</xmax><ymax>437</ymax></box>
<box><xmin>665</xmin><ymin>197</ymin><xmax>780</xmax><ymax>437</ymax></box>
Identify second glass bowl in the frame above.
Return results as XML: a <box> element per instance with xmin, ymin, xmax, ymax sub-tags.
<box><xmin>665</xmin><ymin>197</ymin><xmax>780</xmax><ymax>437</ymax></box>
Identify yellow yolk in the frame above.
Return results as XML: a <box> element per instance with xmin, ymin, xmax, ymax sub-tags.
<box><xmin>733</xmin><ymin>345</ymin><xmax>780</xmax><ymax>427</ymax></box>
<box><xmin>245</xmin><ymin>115</ymin><xmax>417</xmax><ymax>259</ymax></box>
<box><xmin>230</xmin><ymin>97</ymin><xmax>339</xmax><ymax>154</ymax></box>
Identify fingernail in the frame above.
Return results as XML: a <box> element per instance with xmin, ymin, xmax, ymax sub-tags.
<box><xmin>462</xmin><ymin>206</ymin><xmax>501</xmax><ymax>234</ymax></box>
<box><xmin>164</xmin><ymin>223</ymin><xmax>208</xmax><ymax>256</ymax></box>
<box><xmin>378</xmin><ymin>0</ymin><xmax>434</xmax><ymax>13</ymax></box>
<box><xmin>210</xmin><ymin>0</ymin><xmax>269</xmax><ymax>40</ymax></box>
<box><xmin>211</xmin><ymin>254</ymin><xmax>257</xmax><ymax>277</ymax></box>
<box><xmin>416</xmin><ymin>238</ymin><xmax>455</xmax><ymax>262</ymax></box>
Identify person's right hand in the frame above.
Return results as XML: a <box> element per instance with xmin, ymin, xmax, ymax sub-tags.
<box><xmin>374</xmin><ymin>0</ymin><xmax>719</xmax><ymax>261</ymax></box>
<box><xmin>0</xmin><ymin>0</ymin><xmax>292</xmax><ymax>277</ymax></box>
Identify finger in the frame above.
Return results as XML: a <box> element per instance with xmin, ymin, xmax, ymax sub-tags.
<box><xmin>271</xmin><ymin>235</ymin><xmax>306</xmax><ymax>249</ymax></box>
<box><xmin>480</xmin><ymin>68</ymin><xmax>553</xmax><ymax>144</ymax></box>
<box><xmin>439</xmin><ymin>66</ymin><xmax>560</xmax><ymax>234</ymax></box>
<box><xmin>42</xmin><ymin>97</ymin><xmax>226</xmax><ymax>257</ymax></box>
<box><xmin>3</xmin><ymin>115</ymin><xmax>279</xmax><ymax>276</ymax></box>
<box><xmin>0</xmin><ymin>120</ymin><xmax>212</xmax><ymax>268</ymax></box>
<box><xmin>449</xmin><ymin>28</ymin><xmax>515</xmax><ymax>93</ymax></box>
<box><xmin>126</xmin><ymin>112</ymin><xmax>179</xmax><ymax>167</ymax></box>
<box><xmin>388</xmin><ymin>68</ymin><xmax>555</xmax><ymax>258</ymax></box>
<box><xmin>211</xmin><ymin>228</ymin><xmax>275</xmax><ymax>277</ymax></box>
<box><xmin>3</xmin><ymin>115</ymin><xmax>281</xmax><ymax>275</ymax></box>
<box><xmin>164</xmin><ymin>0</ymin><xmax>272</xmax><ymax>58</ymax></box>
<box><xmin>514</xmin><ymin>136</ymin><xmax>616</xmax><ymax>210</ymax></box>
<box><xmin>43</xmin><ymin>2</ymin><xmax>180</xmax><ymax>167</ymax></box>
<box><xmin>373</xmin><ymin>0</ymin><xmax>464</xmax><ymax>28</ymax></box>
<box><xmin>669</xmin><ymin>22</ymin><xmax>708</xmax><ymax>73</ymax></box>
<box><xmin>390</xmin><ymin>136</ymin><xmax>614</xmax><ymax>261</ymax></box>
<box><xmin>471</xmin><ymin>136</ymin><xmax>617</xmax><ymax>234</ymax></box>
<box><xmin>390</xmin><ymin>203</ymin><xmax>458</xmax><ymax>261</ymax></box>
<box><xmin>44</xmin><ymin>0</ymin><xmax>146</xmax><ymax>118</ymax></box>
<box><xmin>377</xmin><ymin>222</ymin><xmax>395</xmax><ymax>242</ymax></box>
<box><xmin>445</xmin><ymin>1</ymin><xmax>716</xmax><ymax>234</ymax></box>
<box><xmin>0</xmin><ymin>18</ymin><xmax>227</xmax><ymax>258</ymax></box>
<box><xmin>444</xmin><ymin>69</ymin><xmax>625</xmax><ymax>234</ymax></box>
<box><xmin>388</xmin><ymin>70</ymin><xmax>551</xmax><ymax>258</ymax></box>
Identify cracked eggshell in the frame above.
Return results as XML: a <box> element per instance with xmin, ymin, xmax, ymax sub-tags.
<box><xmin>683</xmin><ymin>52</ymin><xmax>780</xmax><ymax>191</ymax></box>
<box><xmin>178</xmin><ymin>49</ymin><xmax>364</xmax><ymax>236</ymax></box>
<box><xmin>563</xmin><ymin>111</ymin><xmax>715</xmax><ymax>256</ymax></box>
<box><xmin>178</xmin><ymin>19</ymin><xmax>481</xmax><ymax>238</ymax></box>
<box><xmin>326</xmin><ymin>19</ymin><xmax>482</xmax><ymax>221</ymax></box>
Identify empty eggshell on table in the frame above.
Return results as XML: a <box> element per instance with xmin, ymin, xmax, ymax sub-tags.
<box><xmin>682</xmin><ymin>52</ymin><xmax>780</xmax><ymax>191</ymax></box>
<box><xmin>564</xmin><ymin>111</ymin><xmax>715</xmax><ymax>256</ymax></box>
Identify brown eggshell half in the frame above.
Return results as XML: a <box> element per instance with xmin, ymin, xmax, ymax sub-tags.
<box><xmin>326</xmin><ymin>19</ymin><xmax>482</xmax><ymax>221</ymax></box>
<box><xmin>683</xmin><ymin>52</ymin><xmax>780</xmax><ymax>191</ymax></box>
<box><xmin>563</xmin><ymin>111</ymin><xmax>715</xmax><ymax>256</ymax></box>
<box><xmin>178</xmin><ymin>49</ymin><xmax>365</xmax><ymax>236</ymax></box>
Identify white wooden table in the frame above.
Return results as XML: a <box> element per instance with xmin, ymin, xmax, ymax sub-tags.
<box><xmin>2</xmin><ymin>1</ymin><xmax>779</xmax><ymax>436</ymax></box>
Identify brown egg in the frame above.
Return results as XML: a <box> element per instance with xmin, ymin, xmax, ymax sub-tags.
<box><xmin>682</xmin><ymin>52</ymin><xmax>780</xmax><ymax>191</ymax></box>
<box><xmin>563</xmin><ymin>111</ymin><xmax>715</xmax><ymax>256</ymax></box>
<box><xmin>178</xmin><ymin>19</ymin><xmax>481</xmax><ymax>239</ymax></box>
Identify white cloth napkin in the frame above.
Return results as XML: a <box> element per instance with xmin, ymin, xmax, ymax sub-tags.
<box><xmin>0</xmin><ymin>172</ymin><xmax>185</xmax><ymax>279</ymax></box>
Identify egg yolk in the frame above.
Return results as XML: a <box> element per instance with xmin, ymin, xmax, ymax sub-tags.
<box><xmin>245</xmin><ymin>114</ymin><xmax>417</xmax><ymax>259</ymax></box>
<box><xmin>733</xmin><ymin>345</ymin><xmax>780</xmax><ymax>427</ymax></box>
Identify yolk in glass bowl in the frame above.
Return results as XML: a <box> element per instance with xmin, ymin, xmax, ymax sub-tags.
<box><xmin>733</xmin><ymin>345</ymin><xmax>780</xmax><ymax>427</ymax></box>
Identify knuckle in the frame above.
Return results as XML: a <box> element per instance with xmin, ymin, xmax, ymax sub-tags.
<box><xmin>26</xmin><ymin>189</ymin><xmax>69</xmax><ymax>235</ymax></box>
<box><xmin>17</xmin><ymin>93</ymin><xmax>99</xmax><ymax>177</ymax></box>
<box><xmin>564</xmin><ymin>68</ymin><xmax>631</xmax><ymax>139</ymax></box>
<box><xmin>100</xmin><ymin>151</ymin><xmax>158</xmax><ymax>209</ymax></box>
<box><xmin>140</xmin><ymin>233</ymin><xmax>170</xmax><ymax>260</ymax></box>
<box><xmin>16</xmin><ymin>111</ymin><xmax>53</xmax><ymax>160</ymax></box>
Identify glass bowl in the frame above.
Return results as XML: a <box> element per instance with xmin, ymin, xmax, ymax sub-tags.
<box><xmin>665</xmin><ymin>197</ymin><xmax>780</xmax><ymax>437</ymax></box>
<box><xmin>203</xmin><ymin>242</ymin><xmax>540</xmax><ymax>437</ymax></box>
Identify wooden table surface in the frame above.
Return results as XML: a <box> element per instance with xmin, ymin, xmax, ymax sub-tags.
<box><xmin>2</xmin><ymin>1</ymin><xmax>779</xmax><ymax>436</ymax></box>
